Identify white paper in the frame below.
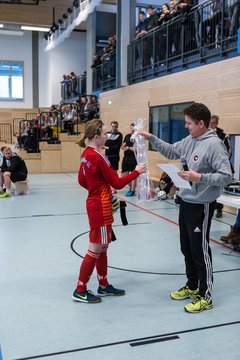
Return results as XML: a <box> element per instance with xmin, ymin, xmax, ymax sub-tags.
<box><xmin>157</xmin><ymin>163</ymin><xmax>192</xmax><ymax>189</ymax></box>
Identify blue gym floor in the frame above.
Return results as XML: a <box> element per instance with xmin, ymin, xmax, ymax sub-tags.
<box><xmin>0</xmin><ymin>173</ymin><xmax>239</xmax><ymax>360</ymax></box>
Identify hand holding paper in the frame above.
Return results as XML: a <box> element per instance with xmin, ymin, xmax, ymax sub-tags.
<box><xmin>157</xmin><ymin>163</ymin><xmax>192</xmax><ymax>189</ymax></box>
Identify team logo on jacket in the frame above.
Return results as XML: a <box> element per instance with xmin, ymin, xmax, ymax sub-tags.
<box><xmin>193</xmin><ymin>154</ymin><xmax>199</xmax><ymax>162</ymax></box>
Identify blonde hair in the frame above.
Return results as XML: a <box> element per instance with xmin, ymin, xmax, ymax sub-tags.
<box><xmin>78</xmin><ymin>119</ymin><xmax>104</xmax><ymax>148</ymax></box>
<box><xmin>3</xmin><ymin>147</ymin><xmax>12</xmax><ymax>153</ymax></box>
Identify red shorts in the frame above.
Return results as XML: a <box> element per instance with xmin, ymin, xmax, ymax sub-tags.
<box><xmin>89</xmin><ymin>225</ymin><xmax>112</xmax><ymax>244</ymax></box>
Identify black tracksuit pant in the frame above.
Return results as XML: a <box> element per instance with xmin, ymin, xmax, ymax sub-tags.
<box><xmin>179</xmin><ymin>198</ymin><xmax>216</xmax><ymax>300</ymax></box>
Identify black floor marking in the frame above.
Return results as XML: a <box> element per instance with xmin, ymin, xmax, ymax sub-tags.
<box><xmin>130</xmin><ymin>335</ymin><xmax>179</xmax><ymax>347</ymax></box>
<box><xmin>70</xmin><ymin>230</ymin><xmax>240</xmax><ymax>276</ymax></box>
<box><xmin>0</xmin><ymin>212</ymin><xmax>87</xmax><ymax>220</ymax></box>
<box><xmin>12</xmin><ymin>320</ymin><xmax>240</xmax><ymax>360</ymax></box>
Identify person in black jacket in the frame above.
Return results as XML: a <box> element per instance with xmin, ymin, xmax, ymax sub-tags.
<box><xmin>0</xmin><ymin>147</ymin><xmax>28</xmax><ymax>194</ymax></box>
<box><xmin>144</xmin><ymin>6</ymin><xmax>159</xmax><ymax>67</ymax></box>
<box><xmin>209</xmin><ymin>115</ymin><xmax>233</xmax><ymax>218</ymax></box>
<box><xmin>104</xmin><ymin>121</ymin><xmax>123</xmax><ymax>172</ymax></box>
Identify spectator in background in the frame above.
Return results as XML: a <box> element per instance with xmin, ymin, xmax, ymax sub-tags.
<box><xmin>88</xmin><ymin>96</ymin><xmax>100</xmax><ymax>120</ymax></box>
<box><xmin>17</xmin><ymin>121</ymin><xmax>29</xmax><ymax>149</ymax></box>
<box><xmin>135</xmin><ymin>11</ymin><xmax>148</xmax><ymax>68</ymax></box>
<box><xmin>146</xmin><ymin>5</ymin><xmax>159</xmax><ymax>30</ymax></box>
<box><xmin>209</xmin><ymin>114</ymin><xmax>233</xmax><ymax>218</ymax></box>
<box><xmin>156</xmin><ymin>3</ymin><xmax>172</xmax><ymax>62</ymax></box>
<box><xmin>91</xmin><ymin>54</ymin><xmax>102</xmax><ymax>68</ymax></box>
<box><xmin>106</xmin><ymin>33</ymin><xmax>117</xmax><ymax>79</ymax></box>
<box><xmin>144</xmin><ymin>6</ymin><xmax>159</xmax><ymax>67</ymax></box>
<box><xmin>70</xmin><ymin>71</ymin><xmax>78</xmax><ymax>97</ymax></box>
<box><xmin>104</xmin><ymin>121</ymin><xmax>123</xmax><ymax>194</ymax></box>
<box><xmin>121</xmin><ymin>123</ymin><xmax>138</xmax><ymax>197</ymax></box>
<box><xmin>106</xmin><ymin>33</ymin><xmax>116</xmax><ymax>53</ymax></box>
<box><xmin>80</xmin><ymin>71</ymin><xmax>87</xmax><ymax>95</ymax></box>
<box><xmin>61</xmin><ymin>74</ymin><xmax>72</xmax><ymax>99</ymax></box>
<box><xmin>202</xmin><ymin>0</ymin><xmax>223</xmax><ymax>47</ymax></box>
<box><xmin>79</xmin><ymin>96</ymin><xmax>90</xmax><ymax>123</ymax></box>
<box><xmin>62</xmin><ymin>104</ymin><xmax>77</xmax><ymax>134</ymax></box>
<box><xmin>0</xmin><ymin>147</ymin><xmax>28</xmax><ymax>195</ymax></box>
<box><xmin>228</xmin><ymin>0</ymin><xmax>240</xmax><ymax>38</ymax></box>
<box><xmin>91</xmin><ymin>54</ymin><xmax>102</xmax><ymax>89</ymax></box>
<box><xmin>177</xmin><ymin>0</ymin><xmax>196</xmax><ymax>53</ymax></box>
<box><xmin>135</xmin><ymin>11</ymin><xmax>148</xmax><ymax>38</ymax></box>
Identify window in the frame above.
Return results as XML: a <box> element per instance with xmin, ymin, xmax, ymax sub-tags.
<box><xmin>0</xmin><ymin>61</ymin><xmax>23</xmax><ymax>101</ymax></box>
<box><xmin>149</xmin><ymin>102</ymin><xmax>193</xmax><ymax>150</ymax></box>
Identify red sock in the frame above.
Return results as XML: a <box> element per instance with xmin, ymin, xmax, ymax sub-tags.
<box><xmin>76</xmin><ymin>250</ymin><xmax>99</xmax><ymax>293</ymax></box>
<box><xmin>96</xmin><ymin>247</ymin><xmax>109</xmax><ymax>288</ymax></box>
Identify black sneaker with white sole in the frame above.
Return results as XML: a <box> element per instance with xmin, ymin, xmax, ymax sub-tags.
<box><xmin>72</xmin><ymin>289</ymin><xmax>102</xmax><ymax>303</ymax></box>
<box><xmin>97</xmin><ymin>284</ymin><xmax>125</xmax><ymax>296</ymax></box>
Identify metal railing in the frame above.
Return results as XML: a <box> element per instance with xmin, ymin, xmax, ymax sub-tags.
<box><xmin>61</xmin><ymin>74</ymin><xmax>87</xmax><ymax>101</ymax></box>
<box><xmin>0</xmin><ymin>123</ymin><xmax>12</xmax><ymax>145</ymax></box>
<box><xmin>128</xmin><ymin>0</ymin><xmax>238</xmax><ymax>84</ymax></box>
<box><xmin>92</xmin><ymin>50</ymin><xmax>117</xmax><ymax>92</ymax></box>
<box><xmin>13</xmin><ymin>118</ymin><xmax>25</xmax><ymax>136</ymax></box>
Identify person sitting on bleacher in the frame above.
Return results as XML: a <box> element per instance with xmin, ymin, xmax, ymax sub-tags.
<box><xmin>0</xmin><ymin>147</ymin><xmax>28</xmax><ymax>195</ymax></box>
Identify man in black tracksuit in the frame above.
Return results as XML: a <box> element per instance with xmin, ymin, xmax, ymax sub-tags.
<box><xmin>104</xmin><ymin>121</ymin><xmax>122</xmax><ymax>171</ymax></box>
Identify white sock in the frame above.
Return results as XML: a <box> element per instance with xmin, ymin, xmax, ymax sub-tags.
<box><xmin>6</xmin><ymin>189</ymin><xmax>11</xmax><ymax>194</ymax></box>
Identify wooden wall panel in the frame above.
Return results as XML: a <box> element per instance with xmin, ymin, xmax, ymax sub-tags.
<box><xmin>61</xmin><ymin>142</ymin><xmax>81</xmax><ymax>173</ymax></box>
<box><xmin>24</xmin><ymin>158</ymin><xmax>41</xmax><ymax>174</ymax></box>
<box><xmin>41</xmin><ymin>150</ymin><xmax>61</xmax><ymax>173</ymax></box>
<box><xmin>99</xmin><ymin>57</ymin><xmax>240</xmax><ymax>180</ymax></box>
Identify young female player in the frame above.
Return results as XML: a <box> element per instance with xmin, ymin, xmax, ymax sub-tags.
<box><xmin>73</xmin><ymin>119</ymin><xmax>146</xmax><ymax>303</ymax></box>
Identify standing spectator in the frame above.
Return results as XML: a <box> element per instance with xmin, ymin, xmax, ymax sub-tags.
<box><xmin>61</xmin><ymin>74</ymin><xmax>71</xmax><ymax>99</ymax></box>
<box><xmin>104</xmin><ymin>121</ymin><xmax>123</xmax><ymax>172</ymax></box>
<box><xmin>135</xmin><ymin>11</ymin><xmax>148</xmax><ymax>68</ymax></box>
<box><xmin>139</xmin><ymin>103</ymin><xmax>232</xmax><ymax>313</ymax></box>
<box><xmin>209</xmin><ymin>114</ymin><xmax>233</xmax><ymax>218</ymax></box>
<box><xmin>91</xmin><ymin>54</ymin><xmax>102</xmax><ymax>68</ymax></box>
<box><xmin>70</xmin><ymin>71</ymin><xmax>78</xmax><ymax>97</ymax></box>
<box><xmin>145</xmin><ymin>5</ymin><xmax>159</xmax><ymax>66</ymax></box>
<box><xmin>156</xmin><ymin>3</ymin><xmax>172</xmax><ymax>62</ymax></box>
<box><xmin>121</xmin><ymin>123</ymin><xmax>137</xmax><ymax>196</ymax></box>
<box><xmin>72</xmin><ymin>119</ymin><xmax>146</xmax><ymax>303</ymax></box>
<box><xmin>0</xmin><ymin>147</ymin><xmax>28</xmax><ymax>195</ymax></box>
<box><xmin>80</xmin><ymin>71</ymin><xmax>87</xmax><ymax>95</ymax></box>
<box><xmin>202</xmin><ymin>0</ymin><xmax>223</xmax><ymax>47</ymax></box>
<box><xmin>135</xmin><ymin>11</ymin><xmax>148</xmax><ymax>38</ymax></box>
<box><xmin>228</xmin><ymin>0</ymin><xmax>240</xmax><ymax>38</ymax></box>
<box><xmin>146</xmin><ymin>5</ymin><xmax>159</xmax><ymax>30</ymax></box>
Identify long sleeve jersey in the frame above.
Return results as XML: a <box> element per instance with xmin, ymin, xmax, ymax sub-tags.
<box><xmin>78</xmin><ymin>146</ymin><xmax>139</xmax><ymax>229</ymax></box>
<box><xmin>149</xmin><ymin>129</ymin><xmax>232</xmax><ymax>204</ymax></box>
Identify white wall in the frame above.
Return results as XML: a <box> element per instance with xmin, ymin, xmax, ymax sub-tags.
<box><xmin>39</xmin><ymin>31</ymin><xmax>87</xmax><ymax>107</ymax></box>
<box><xmin>0</xmin><ymin>31</ymin><xmax>33</xmax><ymax>108</ymax></box>
<box><xmin>0</xmin><ymin>30</ymin><xmax>86</xmax><ymax>109</ymax></box>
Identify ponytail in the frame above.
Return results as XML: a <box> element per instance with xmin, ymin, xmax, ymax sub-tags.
<box><xmin>78</xmin><ymin>137</ymin><xmax>86</xmax><ymax>148</ymax></box>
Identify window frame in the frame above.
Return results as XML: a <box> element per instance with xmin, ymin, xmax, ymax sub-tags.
<box><xmin>149</xmin><ymin>101</ymin><xmax>193</xmax><ymax>151</ymax></box>
<box><xmin>0</xmin><ymin>60</ymin><xmax>24</xmax><ymax>102</ymax></box>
